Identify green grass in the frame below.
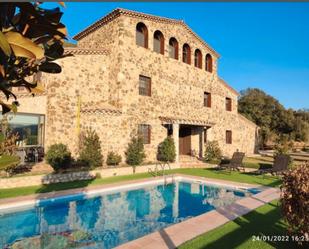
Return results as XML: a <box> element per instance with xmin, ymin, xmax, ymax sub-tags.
<box><xmin>0</xmin><ymin>168</ymin><xmax>281</xmax><ymax>199</ymax></box>
<box><xmin>180</xmin><ymin>200</ymin><xmax>300</xmax><ymax>249</ymax></box>
<box><xmin>243</xmin><ymin>157</ymin><xmax>273</xmax><ymax>169</ymax></box>
<box><xmin>0</xmin><ymin>154</ymin><xmax>20</xmax><ymax>171</ymax></box>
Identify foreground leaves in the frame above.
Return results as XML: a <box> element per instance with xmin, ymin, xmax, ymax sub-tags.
<box><xmin>0</xmin><ymin>2</ymin><xmax>70</xmax><ymax>114</ymax></box>
<box><xmin>281</xmin><ymin>162</ymin><xmax>309</xmax><ymax>244</ymax></box>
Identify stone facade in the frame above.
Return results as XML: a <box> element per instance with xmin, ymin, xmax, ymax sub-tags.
<box><xmin>15</xmin><ymin>8</ymin><xmax>259</xmax><ymax>164</ymax></box>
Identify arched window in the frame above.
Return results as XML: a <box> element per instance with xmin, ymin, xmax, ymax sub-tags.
<box><xmin>168</xmin><ymin>37</ymin><xmax>178</xmax><ymax>60</ymax></box>
<box><xmin>205</xmin><ymin>53</ymin><xmax>213</xmax><ymax>73</ymax></box>
<box><xmin>194</xmin><ymin>49</ymin><xmax>202</xmax><ymax>69</ymax></box>
<box><xmin>153</xmin><ymin>30</ymin><xmax>164</xmax><ymax>55</ymax></box>
<box><xmin>136</xmin><ymin>22</ymin><xmax>148</xmax><ymax>48</ymax></box>
<box><xmin>182</xmin><ymin>43</ymin><xmax>191</xmax><ymax>64</ymax></box>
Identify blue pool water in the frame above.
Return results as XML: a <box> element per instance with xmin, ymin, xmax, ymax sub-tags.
<box><xmin>0</xmin><ymin>181</ymin><xmax>259</xmax><ymax>249</ymax></box>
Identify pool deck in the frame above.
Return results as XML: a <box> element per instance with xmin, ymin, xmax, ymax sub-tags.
<box><xmin>0</xmin><ymin>174</ymin><xmax>280</xmax><ymax>248</ymax></box>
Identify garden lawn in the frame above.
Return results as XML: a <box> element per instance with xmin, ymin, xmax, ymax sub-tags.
<box><xmin>180</xmin><ymin>200</ymin><xmax>298</xmax><ymax>249</ymax></box>
<box><xmin>243</xmin><ymin>156</ymin><xmax>273</xmax><ymax>169</ymax></box>
<box><xmin>0</xmin><ymin>154</ymin><xmax>20</xmax><ymax>171</ymax></box>
<box><xmin>0</xmin><ymin>168</ymin><xmax>281</xmax><ymax>199</ymax></box>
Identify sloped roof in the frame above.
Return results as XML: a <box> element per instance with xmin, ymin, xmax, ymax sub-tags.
<box><xmin>218</xmin><ymin>77</ymin><xmax>240</xmax><ymax>96</ymax></box>
<box><xmin>73</xmin><ymin>8</ymin><xmax>220</xmax><ymax>58</ymax></box>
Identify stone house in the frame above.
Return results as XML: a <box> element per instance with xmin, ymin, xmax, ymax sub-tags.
<box><xmin>10</xmin><ymin>8</ymin><xmax>259</xmax><ymax>164</ymax></box>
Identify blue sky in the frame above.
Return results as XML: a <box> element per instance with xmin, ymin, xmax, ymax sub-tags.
<box><xmin>47</xmin><ymin>2</ymin><xmax>309</xmax><ymax>110</ymax></box>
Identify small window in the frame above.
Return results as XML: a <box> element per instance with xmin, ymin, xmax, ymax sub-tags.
<box><xmin>226</xmin><ymin>130</ymin><xmax>232</xmax><ymax>144</ymax></box>
<box><xmin>136</xmin><ymin>22</ymin><xmax>148</xmax><ymax>48</ymax></box>
<box><xmin>139</xmin><ymin>75</ymin><xmax>151</xmax><ymax>96</ymax></box>
<box><xmin>205</xmin><ymin>53</ymin><xmax>213</xmax><ymax>73</ymax></box>
<box><xmin>182</xmin><ymin>43</ymin><xmax>191</xmax><ymax>64</ymax></box>
<box><xmin>225</xmin><ymin>97</ymin><xmax>232</xmax><ymax>111</ymax></box>
<box><xmin>138</xmin><ymin>124</ymin><xmax>151</xmax><ymax>144</ymax></box>
<box><xmin>153</xmin><ymin>30</ymin><xmax>164</xmax><ymax>55</ymax></box>
<box><xmin>169</xmin><ymin>37</ymin><xmax>178</xmax><ymax>60</ymax></box>
<box><xmin>204</xmin><ymin>92</ymin><xmax>211</xmax><ymax>107</ymax></box>
<box><xmin>194</xmin><ymin>49</ymin><xmax>202</xmax><ymax>69</ymax></box>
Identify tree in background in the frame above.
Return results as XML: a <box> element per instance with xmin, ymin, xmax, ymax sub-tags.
<box><xmin>238</xmin><ymin>88</ymin><xmax>309</xmax><ymax>147</ymax></box>
<box><xmin>0</xmin><ymin>2</ymin><xmax>69</xmax><ymax>114</ymax></box>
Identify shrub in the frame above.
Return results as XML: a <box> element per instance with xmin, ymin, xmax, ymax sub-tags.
<box><xmin>106</xmin><ymin>151</ymin><xmax>122</xmax><ymax>166</ymax></box>
<box><xmin>79</xmin><ymin>129</ymin><xmax>103</xmax><ymax>169</ymax></box>
<box><xmin>0</xmin><ymin>132</ymin><xmax>19</xmax><ymax>156</ymax></box>
<box><xmin>274</xmin><ymin>139</ymin><xmax>290</xmax><ymax>157</ymax></box>
<box><xmin>46</xmin><ymin>143</ymin><xmax>71</xmax><ymax>172</ymax></box>
<box><xmin>157</xmin><ymin>136</ymin><xmax>176</xmax><ymax>162</ymax></box>
<box><xmin>125</xmin><ymin>137</ymin><xmax>145</xmax><ymax>173</ymax></box>
<box><xmin>281</xmin><ymin>162</ymin><xmax>309</xmax><ymax>244</ymax></box>
<box><xmin>274</xmin><ymin>138</ymin><xmax>293</xmax><ymax>167</ymax></box>
<box><xmin>204</xmin><ymin>140</ymin><xmax>222</xmax><ymax>163</ymax></box>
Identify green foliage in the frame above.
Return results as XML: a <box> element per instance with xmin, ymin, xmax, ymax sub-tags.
<box><xmin>125</xmin><ymin>137</ymin><xmax>145</xmax><ymax>170</ymax></box>
<box><xmin>46</xmin><ymin>143</ymin><xmax>71</xmax><ymax>172</ymax></box>
<box><xmin>274</xmin><ymin>137</ymin><xmax>290</xmax><ymax>156</ymax></box>
<box><xmin>157</xmin><ymin>136</ymin><xmax>176</xmax><ymax>162</ymax></box>
<box><xmin>79</xmin><ymin>129</ymin><xmax>103</xmax><ymax>169</ymax></box>
<box><xmin>281</xmin><ymin>162</ymin><xmax>309</xmax><ymax>244</ymax></box>
<box><xmin>0</xmin><ymin>2</ymin><xmax>69</xmax><ymax>114</ymax></box>
<box><xmin>0</xmin><ymin>132</ymin><xmax>18</xmax><ymax>156</ymax></box>
<box><xmin>0</xmin><ymin>154</ymin><xmax>20</xmax><ymax>173</ymax></box>
<box><xmin>106</xmin><ymin>151</ymin><xmax>122</xmax><ymax>166</ymax></box>
<box><xmin>204</xmin><ymin>140</ymin><xmax>222</xmax><ymax>163</ymax></box>
<box><xmin>238</xmin><ymin>88</ymin><xmax>309</xmax><ymax>146</ymax></box>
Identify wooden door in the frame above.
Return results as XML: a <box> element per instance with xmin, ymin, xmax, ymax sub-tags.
<box><xmin>179</xmin><ymin>126</ymin><xmax>191</xmax><ymax>155</ymax></box>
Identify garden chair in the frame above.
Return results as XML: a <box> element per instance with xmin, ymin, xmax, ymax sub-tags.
<box><xmin>257</xmin><ymin>154</ymin><xmax>290</xmax><ymax>175</ymax></box>
<box><xmin>218</xmin><ymin>152</ymin><xmax>245</xmax><ymax>172</ymax></box>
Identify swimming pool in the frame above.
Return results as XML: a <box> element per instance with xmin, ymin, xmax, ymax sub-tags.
<box><xmin>0</xmin><ymin>177</ymin><xmax>260</xmax><ymax>249</ymax></box>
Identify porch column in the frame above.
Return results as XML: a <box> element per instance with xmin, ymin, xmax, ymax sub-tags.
<box><xmin>172</xmin><ymin>123</ymin><xmax>179</xmax><ymax>164</ymax></box>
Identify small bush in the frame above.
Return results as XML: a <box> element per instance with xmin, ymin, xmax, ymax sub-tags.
<box><xmin>106</xmin><ymin>151</ymin><xmax>122</xmax><ymax>166</ymax></box>
<box><xmin>125</xmin><ymin>137</ymin><xmax>145</xmax><ymax>172</ymax></box>
<box><xmin>46</xmin><ymin>143</ymin><xmax>71</xmax><ymax>172</ymax></box>
<box><xmin>274</xmin><ymin>139</ymin><xmax>290</xmax><ymax>157</ymax></box>
<box><xmin>204</xmin><ymin>140</ymin><xmax>222</xmax><ymax>163</ymax></box>
<box><xmin>79</xmin><ymin>129</ymin><xmax>103</xmax><ymax>169</ymax></box>
<box><xmin>274</xmin><ymin>138</ymin><xmax>293</xmax><ymax>167</ymax></box>
<box><xmin>157</xmin><ymin>136</ymin><xmax>176</xmax><ymax>162</ymax></box>
<box><xmin>281</xmin><ymin>162</ymin><xmax>309</xmax><ymax>244</ymax></box>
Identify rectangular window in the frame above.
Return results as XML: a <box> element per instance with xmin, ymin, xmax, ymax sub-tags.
<box><xmin>226</xmin><ymin>97</ymin><xmax>232</xmax><ymax>111</ymax></box>
<box><xmin>226</xmin><ymin>130</ymin><xmax>232</xmax><ymax>144</ymax></box>
<box><xmin>138</xmin><ymin>124</ymin><xmax>151</xmax><ymax>144</ymax></box>
<box><xmin>139</xmin><ymin>75</ymin><xmax>151</xmax><ymax>96</ymax></box>
<box><xmin>204</xmin><ymin>92</ymin><xmax>211</xmax><ymax>107</ymax></box>
<box><xmin>0</xmin><ymin>113</ymin><xmax>45</xmax><ymax>146</ymax></box>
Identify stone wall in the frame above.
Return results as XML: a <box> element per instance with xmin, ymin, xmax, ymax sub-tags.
<box><xmin>0</xmin><ymin>163</ymin><xmax>180</xmax><ymax>189</ymax></box>
<box><xmin>12</xmin><ymin>9</ymin><xmax>258</xmax><ymax>163</ymax></box>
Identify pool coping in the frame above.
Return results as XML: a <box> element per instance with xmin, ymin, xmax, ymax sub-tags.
<box><xmin>0</xmin><ymin>174</ymin><xmax>280</xmax><ymax>248</ymax></box>
<box><xmin>115</xmin><ymin>176</ymin><xmax>280</xmax><ymax>249</ymax></box>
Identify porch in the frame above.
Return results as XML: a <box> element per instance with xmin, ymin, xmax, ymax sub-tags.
<box><xmin>160</xmin><ymin>116</ymin><xmax>215</xmax><ymax>163</ymax></box>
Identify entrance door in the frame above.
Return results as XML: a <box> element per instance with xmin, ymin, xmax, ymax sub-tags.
<box><xmin>179</xmin><ymin>126</ymin><xmax>191</xmax><ymax>155</ymax></box>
